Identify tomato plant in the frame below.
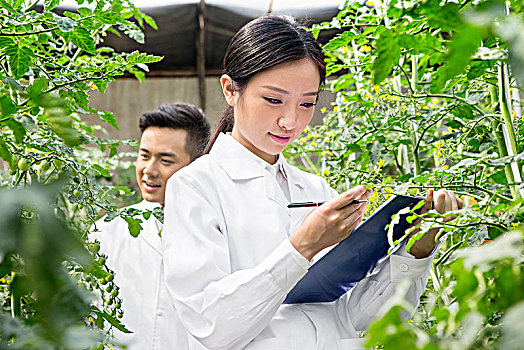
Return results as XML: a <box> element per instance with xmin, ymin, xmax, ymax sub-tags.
<box><xmin>285</xmin><ymin>0</ymin><xmax>524</xmax><ymax>348</ymax></box>
<box><xmin>0</xmin><ymin>0</ymin><xmax>161</xmax><ymax>348</ymax></box>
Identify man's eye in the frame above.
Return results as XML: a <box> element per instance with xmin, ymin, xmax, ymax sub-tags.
<box><xmin>162</xmin><ymin>159</ymin><xmax>174</xmax><ymax>164</ymax></box>
<box><xmin>264</xmin><ymin>97</ymin><xmax>282</xmax><ymax>104</ymax></box>
<box><xmin>140</xmin><ymin>154</ymin><xmax>149</xmax><ymax>159</ymax></box>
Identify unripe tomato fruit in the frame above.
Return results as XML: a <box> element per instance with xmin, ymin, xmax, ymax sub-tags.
<box><xmin>9</xmin><ymin>169</ymin><xmax>17</xmax><ymax>176</ymax></box>
<box><xmin>73</xmin><ymin>189</ymin><xmax>81</xmax><ymax>196</ymax></box>
<box><xmin>53</xmin><ymin>159</ymin><xmax>64</xmax><ymax>168</ymax></box>
<box><xmin>88</xmin><ymin>243</ymin><xmax>100</xmax><ymax>254</ymax></box>
<box><xmin>18</xmin><ymin>158</ymin><xmax>30</xmax><ymax>171</ymax></box>
<box><xmin>40</xmin><ymin>160</ymin><xmax>51</xmax><ymax>172</ymax></box>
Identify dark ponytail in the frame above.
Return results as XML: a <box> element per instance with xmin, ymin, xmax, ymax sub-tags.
<box><xmin>204</xmin><ymin>14</ymin><xmax>326</xmax><ymax>153</ymax></box>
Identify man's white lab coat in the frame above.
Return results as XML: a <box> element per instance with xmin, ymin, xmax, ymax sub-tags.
<box><xmin>91</xmin><ymin>201</ymin><xmax>190</xmax><ymax>349</ymax></box>
<box><xmin>162</xmin><ymin>133</ymin><xmax>435</xmax><ymax>350</ymax></box>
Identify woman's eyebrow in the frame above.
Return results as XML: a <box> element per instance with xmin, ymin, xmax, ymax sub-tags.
<box><xmin>261</xmin><ymin>85</ymin><xmax>318</xmax><ymax>97</ymax></box>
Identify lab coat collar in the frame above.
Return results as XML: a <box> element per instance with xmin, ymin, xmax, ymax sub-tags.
<box><xmin>210</xmin><ymin>133</ymin><xmax>305</xmax><ymax>189</ymax></box>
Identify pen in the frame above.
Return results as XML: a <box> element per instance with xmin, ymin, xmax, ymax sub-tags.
<box><xmin>287</xmin><ymin>200</ymin><xmax>368</xmax><ymax>208</ymax></box>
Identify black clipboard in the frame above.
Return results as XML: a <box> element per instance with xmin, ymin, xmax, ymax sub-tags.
<box><xmin>283</xmin><ymin>194</ymin><xmax>424</xmax><ymax>304</ymax></box>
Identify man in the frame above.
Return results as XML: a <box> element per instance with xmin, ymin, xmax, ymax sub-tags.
<box><xmin>90</xmin><ymin>103</ymin><xmax>210</xmax><ymax>349</ymax></box>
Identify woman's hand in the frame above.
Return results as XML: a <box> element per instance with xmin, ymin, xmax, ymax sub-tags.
<box><xmin>408</xmin><ymin>189</ymin><xmax>463</xmax><ymax>259</ymax></box>
<box><xmin>290</xmin><ymin>185</ymin><xmax>373</xmax><ymax>261</ymax></box>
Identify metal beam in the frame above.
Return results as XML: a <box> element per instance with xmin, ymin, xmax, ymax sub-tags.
<box><xmin>197</xmin><ymin>0</ymin><xmax>207</xmax><ymax>111</ymax></box>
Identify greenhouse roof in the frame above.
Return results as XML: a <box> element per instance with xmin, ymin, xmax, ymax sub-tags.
<box><xmin>56</xmin><ymin>0</ymin><xmax>344</xmax><ymax>74</ymax></box>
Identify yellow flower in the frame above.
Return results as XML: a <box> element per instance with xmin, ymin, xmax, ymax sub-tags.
<box><xmin>442</xmin><ymin>165</ymin><xmax>449</xmax><ymax>170</ymax></box>
<box><xmin>316</xmin><ymin>173</ymin><xmax>321</xmax><ymax>176</ymax></box>
<box><xmin>448</xmin><ymin>127</ymin><xmax>453</xmax><ymax>132</ymax></box>
<box><xmin>324</xmin><ymin>169</ymin><xmax>330</xmax><ymax>175</ymax></box>
<box><xmin>304</xmin><ymin>126</ymin><xmax>310</xmax><ymax>133</ymax></box>
<box><xmin>436</xmin><ymin>140</ymin><xmax>444</xmax><ymax>149</ymax></box>
<box><xmin>320</xmin><ymin>107</ymin><xmax>326</xmax><ymax>113</ymax></box>
<box><xmin>300</xmin><ymin>138</ymin><xmax>306</xmax><ymax>144</ymax></box>
<box><xmin>323</xmin><ymin>137</ymin><xmax>330</xmax><ymax>143</ymax></box>
<box><xmin>342</xmin><ymin>47</ymin><xmax>348</xmax><ymax>54</ymax></box>
<box><xmin>373</xmin><ymin>85</ymin><xmax>380</xmax><ymax>94</ymax></box>
<box><xmin>307</xmin><ymin>134</ymin><xmax>313</xmax><ymax>140</ymax></box>
<box><xmin>329</xmin><ymin>131</ymin><xmax>335</xmax><ymax>137</ymax></box>
<box><xmin>429</xmin><ymin>104</ymin><xmax>435</xmax><ymax>110</ymax></box>
<box><xmin>442</xmin><ymin>131</ymin><xmax>447</xmax><ymax>136</ymax></box>
<box><xmin>88</xmin><ymin>317</ymin><xmax>94</xmax><ymax>324</ymax></box>
<box><xmin>311</xmin><ymin>141</ymin><xmax>317</xmax><ymax>147</ymax></box>
<box><xmin>512</xmin><ymin>110</ymin><xmax>517</xmax><ymax>119</ymax></box>
<box><xmin>102</xmin><ymin>32</ymin><xmax>107</xmax><ymax>37</ymax></box>
<box><xmin>416</xmin><ymin>112</ymin><xmax>421</xmax><ymax>116</ymax></box>
<box><xmin>431</xmin><ymin>98</ymin><xmax>439</xmax><ymax>104</ymax></box>
<box><xmin>342</xmin><ymin>97</ymin><xmax>348</xmax><ymax>103</ymax></box>
<box><xmin>364</xmin><ymin>93</ymin><xmax>373</xmax><ymax>100</ymax></box>
<box><xmin>367</xmin><ymin>0</ymin><xmax>375</xmax><ymax>6</ymax></box>
<box><xmin>333</xmin><ymin>106</ymin><xmax>339</xmax><ymax>113</ymax></box>
<box><xmin>87</xmin><ymin>81</ymin><xmax>97</xmax><ymax>90</ymax></box>
<box><xmin>377</xmin><ymin>159</ymin><xmax>385</xmax><ymax>168</ymax></box>
<box><xmin>361</xmin><ymin>45</ymin><xmax>372</xmax><ymax>52</ymax></box>
<box><xmin>436</xmin><ymin>152</ymin><xmax>442</xmax><ymax>158</ymax></box>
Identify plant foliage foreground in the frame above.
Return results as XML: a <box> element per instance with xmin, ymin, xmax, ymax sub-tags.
<box><xmin>0</xmin><ymin>0</ymin><xmax>161</xmax><ymax>348</ymax></box>
<box><xmin>284</xmin><ymin>0</ymin><xmax>524</xmax><ymax>349</ymax></box>
<box><xmin>1</xmin><ymin>0</ymin><xmax>524</xmax><ymax>349</ymax></box>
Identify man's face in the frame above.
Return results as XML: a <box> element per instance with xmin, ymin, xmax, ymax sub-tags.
<box><xmin>136</xmin><ymin>127</ymin><xmax>191</xmax><ymax>205</ymax></box>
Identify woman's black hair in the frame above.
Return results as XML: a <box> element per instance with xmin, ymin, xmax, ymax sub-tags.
<box><xmin>204</xmin><ymin>15</ymin><xmax>326</xmax><ymax>153</ymax></box>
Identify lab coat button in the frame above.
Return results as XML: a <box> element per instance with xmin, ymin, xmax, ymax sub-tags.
<box><xmin>156</xmin><ymin>310</ymin><xmax>163</xmax><ymax>317</ymax></box>
<box><xmin>399</xmin><ymin>263</ymin><xmax>409</xmax><ymax>272</ymax></box>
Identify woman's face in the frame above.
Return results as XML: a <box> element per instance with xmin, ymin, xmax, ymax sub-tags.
<box><xmin>226</xmin><ymin>58</ymin><xmax>320</xmax><ymax>164</ymax></box>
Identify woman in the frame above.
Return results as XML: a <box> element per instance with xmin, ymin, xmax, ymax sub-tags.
<box><xmin>162</xmin><ymin>15</ymin><xmax>461</xmax><ymax>350</ymax></box>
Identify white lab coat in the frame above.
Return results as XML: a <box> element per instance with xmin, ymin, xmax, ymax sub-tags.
<box><xmin>162</xmin><ymin>133</ymin><xmax>434</xmax><ymax>350</ymax></box>
<box><xmin>91</xmin><ymin>201</ymin><xmax>190</xmax><ymax>349</ymax></box>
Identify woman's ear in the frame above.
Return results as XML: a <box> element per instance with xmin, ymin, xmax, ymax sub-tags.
<box><xmin>220</xmin><ymin>74</ymin><xmax>236</xmax><ymax>107</ymax></box>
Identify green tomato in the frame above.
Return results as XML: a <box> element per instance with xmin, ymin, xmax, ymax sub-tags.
<box><xmin>106</xmin><ymin>274</ymin><xmax>114</xmax><ymax>282</ymax></box>
<box><xmin>111</xmin><ymin>290</ymin><xmax>118</xmax><ymax>297</ymax></box>
<box><xmin>98</xmin><ymin>257</ymin><xmax>106</xmax><ymax>265</ymax></box>
<box><xmin>53</xmin><ymin>159</ymin><xmax>64</xmax><ymax>168</ymax></box>
<box><xmin>18</xmin><ymin>158</ymin><xmax>30</xmax><ymax>171</ymax></box>
<box><xmin>40</xmin><ymin>160</ymin><xmax>51</xmax><ymax>172</ymax></box>
<box><xmin>73</xmin><ymin>189</ymin><xmax>81</xmax><ymax>197</ymax></box>
<box><xmin>8</xmin><ymin>168</ymin><xmax>17</xmax><ymax>176</ymax></box>
<box><xmin>88</xmin><ymin>243</ymin><xmax>100</xmax><ymax>254</ymax></box>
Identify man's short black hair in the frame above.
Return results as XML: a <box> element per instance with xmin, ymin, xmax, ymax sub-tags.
<box><xmin>139</xmin><ymin>103</ymin><xmax>211</xmax><ymax>161</ymax></box>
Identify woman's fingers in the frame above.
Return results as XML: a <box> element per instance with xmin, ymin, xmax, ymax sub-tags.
<box><xmin>450</xmin><ymin>190</ymin><xmax>459</xmax><ymax>211</ymax></box>
<box><xmin>419</xmin><ymin>189</ymin><xmax>434</xmax><ymax>214</ymax></box>
<box><xmin>329</xmin><ymin>185</ymin><xmax>368</xmax><ymax>210</ymax></box>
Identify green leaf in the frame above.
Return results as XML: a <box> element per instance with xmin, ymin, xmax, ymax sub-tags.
<box><xmin>44</xmin><ymin>0</ymin><xmax>60</xmax><ymax>10</ymax></box>
<box><xmin>91</xmin><ymin>164</ymin><xmax>110</xmax><ymax>177</ymax></box>
<box><xmin>6</xmin><ymin>45</ymin><xmax>33</xmax><ymax>79</ymax></box>
<box><xmin>431</xmin><ymin>24</ymin><xmax>483</xmax><ymax>92</ymax></box>
<box><xmin>124</xmin><ymin>217</ymin><xmax>143</xmax><ymax>237</ymax></box>
<box><xmin>71</xmin><ymin>27</ymin><xmax>96</xmax><ymax>54</ymax></box>
<box><xmin>0</xmin><ymin>37</ymin><xmax>14</xmax><ymax>50</ymax></box>
<box><xmin>91</xmin><ymin>307</ymin><xmax>132</xmax><ymax>334</ymax></box>
<box><xmin>133</xmin><ymin>70</ymin><xmax>145</xmax><ymax>84</ymax></box>
<box><xmin>0</xmin><ymin>0</ymin><xmax>15</xmax><ymax>13</ymax></box>
<box><xmin>0</xmin><ymin>95</ymin><xmax>17</xmax><ymax>116</ymax></box>
<box><xmin>45</xmin><ymin>107</ymin><xmax>83</xmax><ymax>147</ymax></box>
<box><xmin>53</xmin><ymin>13</ymin><xmax>76</xmax><ymax>32</ymax></box>
<box><xmin>0</xmin><ymin>138</ymin><xmax>12</xmax><ymax>165</ymax></box>
<box><xmin>372</xmin><ymin>30</ymin><xmax>401</xmax><ymax>84</ymax></box>
<box><xmin>4</xmin><ymin>118</ymin><xmax>26</xmax><ymax>144</ymax></box>
<box><xmin>143</xmin><ymin>13</ymin><xmax>158</xmax><ymax>30</ymax></box>
<box><xmin>14</xmin><ymin>114</ymin><xmax>37</xmax><ymax>132</ymax></box>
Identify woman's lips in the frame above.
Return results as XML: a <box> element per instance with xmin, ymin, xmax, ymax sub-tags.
<box><xmin>269</xmin><ymin>133</ymin><xmax>291</xmax><ymax>145</ymax></box>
